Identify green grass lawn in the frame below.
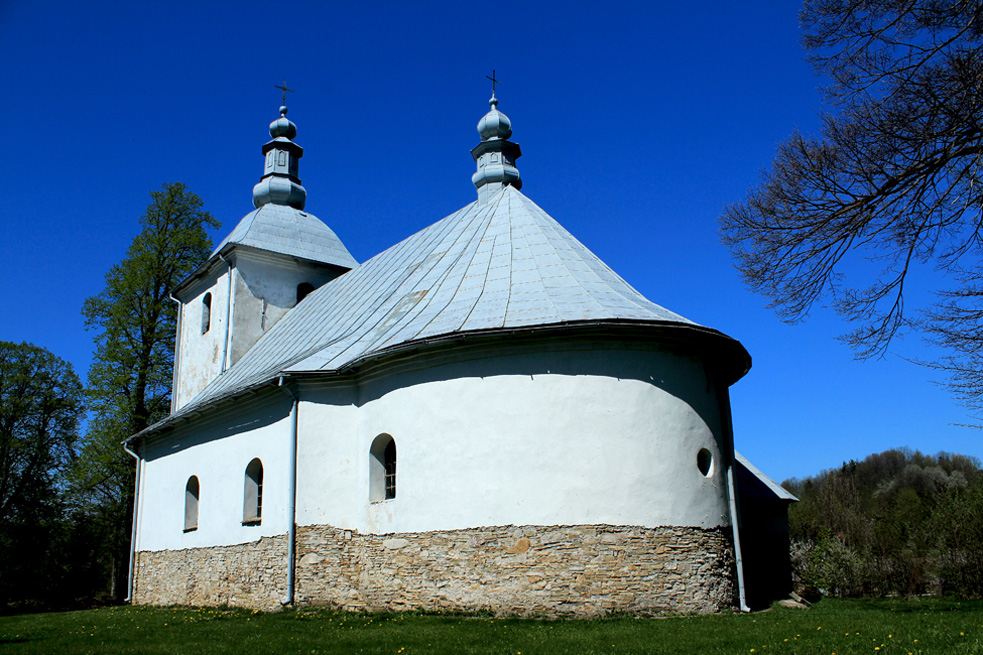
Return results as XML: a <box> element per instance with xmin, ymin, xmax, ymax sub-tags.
<box><xmin>0</xmin><ymin>598</ymin><xmax>980</xmax><ymax>655</ymax></box>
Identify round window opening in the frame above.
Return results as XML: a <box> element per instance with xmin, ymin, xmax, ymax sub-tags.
<box><xmin>697</xmin><ymin>448</ymin><xmax>713</xmax><ymax>477</ymax></box>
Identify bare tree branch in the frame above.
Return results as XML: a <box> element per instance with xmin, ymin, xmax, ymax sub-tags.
<box><xmin>721</xmin><ymin>0</ymin><xmax>983</xmax><ymax>413</ymax></box>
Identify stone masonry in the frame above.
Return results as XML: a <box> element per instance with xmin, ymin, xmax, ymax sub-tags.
<box><xmin>133</xmin><ymin>534</ymin><xmax>288</xmax><ymax>610</ymax></box>
<box><xmin>133</xmin><ymin>524</ymin><xmax>735</xmax><ymax>615</ymax></box>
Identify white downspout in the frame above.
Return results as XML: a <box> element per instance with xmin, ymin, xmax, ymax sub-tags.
<box><xmin>123</xmin><ymin>442</ymin><xmax>142</xmax><ymax>603</ymax></box>
<box><xmin>169</xmin><ymin>295</ymin><xmax>184</xmax><ymax>413</ymax></box>
<box><xmin>727</xmin><ymin>458</ymin><xmax>750</xmax><ymax>612</ymax></box>
<box><xmin>278</xmin><ymin>376</ymin><xmax>299</xmax><ymax>606</ymax></box>
<box><xmin>721</xmin><ymin>388</ymin><xmax>750</xmax><ymax>612</ymax></box>
<box><xmin>219</xmin><ymin>254</ymin><xmax>234</xmax><ymax>372</ymax></box>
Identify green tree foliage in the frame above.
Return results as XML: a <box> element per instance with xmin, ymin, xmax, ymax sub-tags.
<box><xmin>0</xmin><ymin>341</ymin><xmax>84</xmax><ymax>604</ymax></box>
<box><xmin>785</xmin><ymin>448</ymin><xmax>983</xmax><ymax>598</ymax></box>
<box><xmin>73</xmin><ymin>182</ymin><xmax>218</xmax><ymax>600</ymax></box>
<box><xmin>720</xmin><ymin>0</ymin><xmax>983</xmax><ymax>410</ymax></box>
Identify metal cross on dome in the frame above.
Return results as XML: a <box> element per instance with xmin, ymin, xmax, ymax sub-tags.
<box><xmin>486</xmin><ymin>70</ymin><xmax>502</xmax><ymax>95</ymax></box>
<box><xmin>275</xmin><ymin>79</ymin><xmax>295</xmax><ymax>106</ymax></box>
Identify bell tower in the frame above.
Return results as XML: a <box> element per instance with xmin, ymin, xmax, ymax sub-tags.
<box><xmin>170</xmin><ymin>95</ymin><xmax>357</xmax><ymax>411</ymax></box>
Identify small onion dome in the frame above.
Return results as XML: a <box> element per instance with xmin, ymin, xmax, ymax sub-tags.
<box><xmin>477</xmin><ymin>94</ymin><xmax>512</xmax><ymax>141</ymax></box>
<box><xmin>270</xmin><ymin>106</ymin><xmax>297</xmax><ymax>140</ymax></box>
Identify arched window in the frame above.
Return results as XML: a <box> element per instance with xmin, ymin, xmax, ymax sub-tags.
<box><xmin>243</xmin><ymin>458</ymin><xmax>263</xmax><ymax>524</ymax></box>
<box><xmin>201</xmin><ymin>293</ymin><xmax>212</xmax><ymax>334</ymax></box>
<box><xmin>184</xmin><ymin>476</ymin><xmax>199</xmax><ymax>532</ymax></box>
<box><xmin>369</xmin><ymin>434</ymin><xmax>396</xmax><ymax>502</ymax></box>
<box><xmin>296</xmin><ymin>282</ymin><xmax>315</xmax><ymax>303</ymax></box>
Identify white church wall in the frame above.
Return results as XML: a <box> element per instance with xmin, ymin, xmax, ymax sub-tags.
<box><xmin>294</xmin><ymin>383</ymin><xmax>361</xmax><ymax>528</ymax></box>
<box><xmin>229</xmin><ymin>251</ymin><xmax>341</xmax><ymax>366</ymax></box>
<box><xmin>294</xmin><ymin>340</ymin><xmax>731</xmax><ymax>535</ymax></box>
<box><xmin>136</xmin><ymin>391</ymin><xmax>294</xmax><ymax>551</ymax></box>
<box><xmin>173</xmin><ymin>267</ymin><xmax>231</xmax><ymax>410</ymax></box>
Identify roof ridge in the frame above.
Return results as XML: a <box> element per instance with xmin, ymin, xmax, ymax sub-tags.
<box><xmin>329</xmin><ymin>207</ymin><xmax>491</xmax><ymax>362</ymax></box>
<box><xmin>410</xmin><ymin>194</ymin><xmax>506</xmax><ymax>339</ymax></box>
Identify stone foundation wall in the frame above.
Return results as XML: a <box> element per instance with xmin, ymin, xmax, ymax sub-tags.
<box><xmin>133</xmin><ymin>534</ymin><xmax>288</xmax><ymax>610</ymax></box>
<box><xmin>134</xmin><ymin>524</ymin><xmax>735</xmax><ymax>615</ymax></box>
<box><xmin>296</xmin><ymin>524</ymin><xmax>734</xmax><ymax>615</ymax></box>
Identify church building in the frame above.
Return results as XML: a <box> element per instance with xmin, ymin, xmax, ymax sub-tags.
<box><xmin>124</xmin><ymin>90</ymin><xmax>794</xmax><ymax>615</ymax></box>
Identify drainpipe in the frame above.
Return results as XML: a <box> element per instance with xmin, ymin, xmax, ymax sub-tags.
<box><xmin>168</xmin><ymin>295</ymin><xmax>183</xmax><ymax>412</ymax></box>
<box><xmin>277</xmin><ymin>376</ymin><xmax>299</xmax><ymax>606</ymax></box>
<box><xmin>123</xmin><ymin>442</ymin><xmax>142</xmax><ymax>603</ymax></box>
<box><xmin>720</xmin><ymin>388</ymin><xmax>750</xmax><ymax>612</ymax></box>
<box><xmin>219</xmin><ymin>254</ymin><xmax>234</xmax><ymax>372</ymax></box>
<box><xmin>727</xmin><ymin>458</ymin><xmax>750</xmax><ymax>612</ymax></box>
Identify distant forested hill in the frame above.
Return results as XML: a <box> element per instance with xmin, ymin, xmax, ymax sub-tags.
<box><xmin>783</xmin><ymin>448</ymin><xmax>983</xmax><ymax>598</ymax></box>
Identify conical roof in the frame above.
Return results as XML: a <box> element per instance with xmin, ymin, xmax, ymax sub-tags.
<box><xmin>175</xmin><ymin>185</ymin><xmax>749</xmax><ymax>413</ymax></box>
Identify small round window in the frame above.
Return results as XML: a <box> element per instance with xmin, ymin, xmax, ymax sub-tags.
<box><xmin>697</xmin><ymin>448</ymin><xmax>713</xmax><ymax>477</ymax></box>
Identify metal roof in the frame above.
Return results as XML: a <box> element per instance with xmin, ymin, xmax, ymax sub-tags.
<box><xmin>144</xmin><ymin>185</ymin><xmax>749</xmax><ymax>434</ymax></box>
<box><xmin>212</xmin><ymin>202</ymin><xmax>357</xmax><ymax>269</ymax></box>
<box><xmin>735</xmin><ymin>452</ymin><xmax>798</xmax><ymax>502</ymax></box>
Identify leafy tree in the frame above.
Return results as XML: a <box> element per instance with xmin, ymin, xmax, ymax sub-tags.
<box><xmin>73</xmin><ymin>182</ymin><xmax>218</xmax><ymax>600</ymax></box>
<box><xmin>720</xmin><ymin>0</ymin><xmax>983</xmax><ymax>410</ymax></box>
<box><xmin>0</xmin><ymin>341</ymin><xmax>84</xmax><ymax>604</ymax></box>
<box><xmin>785</xmin><ymin>447</ymin><xmax>983</xmax><ymax>598</ymax></box>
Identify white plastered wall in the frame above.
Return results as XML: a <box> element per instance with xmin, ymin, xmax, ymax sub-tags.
<box><xmin>229</xmin><ymin>252</ymin><xmax>342</xmax><ymax>366</ymax></box>
<box><xmin>140</xmin><ymin>339</ymin><xmax>733</xmax><ymax>552</ymax></box>
<box><xmin>173</xmin><ymin>268</ymin><xmax>230</xmax><ymax>410</ymax></box>
<box><xmin>296</xmin><ymin>343</ymin><xmax>732</xmax><ymax>535</ymax></box>
<box><xmin>136</xmin><ymin>392</ymin><xmax>293</xmax><ymax>551</ymax></box>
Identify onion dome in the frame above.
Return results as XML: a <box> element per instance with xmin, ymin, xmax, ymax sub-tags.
<box><xmin>471</xmin><ymin>93</ymin><xmax>522</xmax><ymax>205</ymax></box>
<box><xmin>253</xmin><ymin>105</ymin><xmax>307</xmax><ymax>210</ymax></box>
<box><xmin>269</xmin><ymin>106</ymin><xmax>298</xmax><ymax>139</ymax></box>
<box><xmin>477</xmin><ymin>94</ymin><xmax>512</xmax><ymax>140</ymax></box>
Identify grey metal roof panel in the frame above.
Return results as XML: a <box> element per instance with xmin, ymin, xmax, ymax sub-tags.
<box><xmin>176</xmin><ymin>186</ymin><xmax>722</xmax><ymax>413</ymax></box>
<box><xmin>213</xmin><ymin>203</ymin><xmax>358</xmax><ymax>269</ymax></box>
<box><xmin>735</xmin><ymin>452</ymin><xmax>798</xmax><ymax>502</ymax></box>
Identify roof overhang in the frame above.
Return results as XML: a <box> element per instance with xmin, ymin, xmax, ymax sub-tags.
<box><xmin>126</xmin><ymin>318</ymin><xmax>750</xmax><ymax>450</ymax></box>
<box><xmin>170</xmin><ymin>242</ymin><xmax>355</xmax><ymax>300</ymax></box>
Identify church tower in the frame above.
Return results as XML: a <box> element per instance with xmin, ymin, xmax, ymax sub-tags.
<box><xmin>169</xmin><ymin>100</ymin><xmax>358</xmax><ymax>411</ymax></box>
<box><xmin>471</xmin><ymin>90</ymin><xmax>522</xmax><ymax>205</ymax></box>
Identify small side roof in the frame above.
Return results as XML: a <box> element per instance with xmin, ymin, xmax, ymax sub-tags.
<box><xmin>735</xmin><ymin>452</ymin><xmax>798</xmax><ymax>502</ymax></box>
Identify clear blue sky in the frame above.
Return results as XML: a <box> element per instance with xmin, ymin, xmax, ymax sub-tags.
<box><xmin>1</xmin><ymin>0</ymin><xmax>978</xmax><ymax>482</ymax></box>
